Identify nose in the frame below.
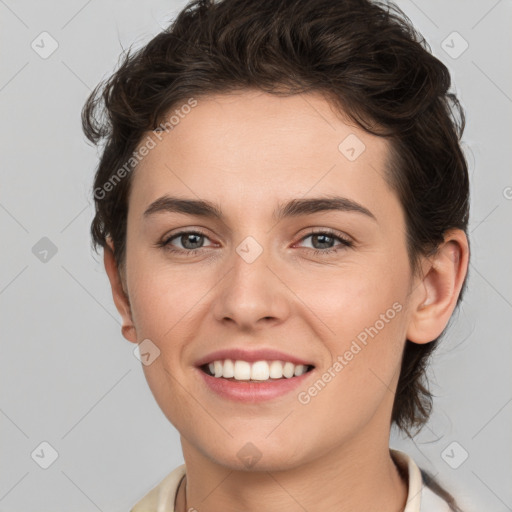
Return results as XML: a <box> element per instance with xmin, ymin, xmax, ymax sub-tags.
<box><xmin>211</xmin><ymin>245</ymin><xmax>291</xmax><ymax>331</ymax></box>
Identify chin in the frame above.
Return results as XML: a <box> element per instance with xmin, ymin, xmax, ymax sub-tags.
<box><xmin>199</xmin><ymin>436</ymin><xmax>309</xmax><ymax>473</ymax></box>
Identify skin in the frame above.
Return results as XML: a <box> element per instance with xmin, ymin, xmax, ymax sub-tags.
<box><xmin>103</xmin><ymin>89</ymin><xmax>469</xmax><ymax>512</ymax></box>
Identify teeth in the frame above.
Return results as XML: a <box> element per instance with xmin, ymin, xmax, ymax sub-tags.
<box><xmin>214</xmin><ymin>360</ymin><xmax>223</xmax><ymax>378</ymax></box>
<box><xmin>234</xmin><ymin>360</ymin><xmax>251</xmax><ymax>380</ymax></box>
<box><xmin>283</xmin><ymin>361</ymin><xmax>295</xmax><ymax>378</ymax></box>
<box><xmin>269</xmin><ymin>360</ymin><xmax>283</xmax><ymax>379</ymax></box>
<box><xmin>251</xmin><ymin>361</ymin><xmax>270</xmax><ymax>381</ymax></box>
<box><xmin>223</xmin><ymin>359</ymin><xmax>234</xmax><ymax>378</ymax></box>
<box><xmin>294</xmin><ymin>364</ymin><xmax>306</xmax><ymax>376</ymax></box>
<box><xmin>204</xmin><ymin>359</ymin><xmax>311</xmax><ymax>381</ymax></box>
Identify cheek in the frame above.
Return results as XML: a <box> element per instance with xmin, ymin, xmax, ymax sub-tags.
<box><xmin>291</xmin><ymin>257</ymin><xmax>409</xmax><ymax>414</ymax></box>
<box><xmin>295</xmin><ymin>300</ymin><xmax>406</xmax><ymax>442</ymax></box>
<box><xmin>127</xmin><ymin>253</ymin><xmax>212</xmax><ymax>342</ymax></box>
<box><xmin>291</xmin><ymin>251</ymin><xmax>409</xmax><ymax>342</ymax></box>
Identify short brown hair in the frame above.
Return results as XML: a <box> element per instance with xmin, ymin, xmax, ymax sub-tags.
<box><xmin>82</xmin><ymin>0</ymin><xmax>470</xmax><ymax>438</ymax></box>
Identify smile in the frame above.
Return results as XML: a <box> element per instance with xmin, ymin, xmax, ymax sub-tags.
<box><xmin>201</xmin><ymin>359</ymin><xmax>314</xmax><ymax>382</ymax></box>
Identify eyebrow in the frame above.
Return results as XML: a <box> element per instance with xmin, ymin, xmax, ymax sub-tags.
<box><xmin>143</xmin><ymin>195</ymin><xmax>377</xmax><ymax>222</ymax></box>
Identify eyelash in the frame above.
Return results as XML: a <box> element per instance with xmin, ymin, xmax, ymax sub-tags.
<box><xmin>157</xmin><ymin>228</ymin><xmax>354</xmax><ymax>257</ymax></box>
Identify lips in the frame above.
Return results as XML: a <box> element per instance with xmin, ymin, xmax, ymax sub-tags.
<box><xmin>194</xmin><ymin>348</ymin><xmax>315</xmax><ymax>368</ymax></box>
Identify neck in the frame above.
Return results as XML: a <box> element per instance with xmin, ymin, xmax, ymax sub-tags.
<box><xmin>176</xmin><ymin>425</ymin><xmax>408</xmax><ymax>512</ymax></box>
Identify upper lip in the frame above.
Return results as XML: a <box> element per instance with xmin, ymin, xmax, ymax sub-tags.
<box><xmin>195</xmin><ymin>348</ymin><xmax>315</xmax><ymax>368</ymax></box>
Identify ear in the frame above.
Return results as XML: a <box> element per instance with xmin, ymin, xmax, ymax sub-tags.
<box><xmin>103</xmin><ymin>237</ymin><xmax>137</xmax><ymax>344</ymax></box>
<box><xmin>406</xmin><ymin>229</ymin><xmax>469</xmax><ymax>344</ymax></box>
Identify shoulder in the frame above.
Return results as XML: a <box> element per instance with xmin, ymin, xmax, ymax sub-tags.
<box><xmin>391</xmin><ymin>449</ymin><xmax>455</xmax><ymax>512</ymax></box>
<box><xmin>129</xmin><ymin>464</ymin><xmax>186</xmax><ymax>512</ymax></box>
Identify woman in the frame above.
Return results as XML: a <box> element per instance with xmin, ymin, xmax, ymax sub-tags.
<box><xmin>82</xmin><ymin>0</ymin><xmax>470</xmax><ymax>510</ymax></box>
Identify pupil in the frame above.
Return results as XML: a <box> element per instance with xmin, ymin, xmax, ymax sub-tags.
<box><xmin>314</xmin><ymin>234</ymin><xmax>332</xmax><ymax>249</ymax></box>
<box><xmin>183</xmin><ymin>233</ymin><xmax>202</xmax><ymax>249</ymax></box>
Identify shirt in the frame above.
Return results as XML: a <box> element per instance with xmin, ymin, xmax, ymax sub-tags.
<box><xmin>130</xmin><ymin>449</ymin><xmax>452</xmax><ymax>512</ymax></box>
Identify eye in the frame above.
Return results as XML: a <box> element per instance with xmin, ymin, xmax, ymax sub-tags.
<box><xmin>157</xmin><ymin>228</ymin><xmax>354</xmax><ymax>257</ymax></box>
<box><xmin>296</xmin><ymin>229</ymin><xmax>354</xmax><ymax>255</ymax></box>
<box><xmin>159</xmin><ymin>230</ymin><xmax>214</xmax><ymax>255</ymax></box>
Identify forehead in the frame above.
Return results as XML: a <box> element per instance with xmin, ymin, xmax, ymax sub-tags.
<box><xmin>129</xmin><ymin>90</ymin><xmax>395</xmax><ymax>221</ymax></box>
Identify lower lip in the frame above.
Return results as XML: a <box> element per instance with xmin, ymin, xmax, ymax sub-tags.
<box><xmin>196</xmin><ymin>368</ymin><xmax>315</xmax><ymax>403</ymax></box>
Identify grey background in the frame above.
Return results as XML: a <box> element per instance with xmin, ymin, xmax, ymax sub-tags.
<box><xmin>0</xmin><ymin>0</ymin><xmax>511</xmax><ymax>510</ymax></box>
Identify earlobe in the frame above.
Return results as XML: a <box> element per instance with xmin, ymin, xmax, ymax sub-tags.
<box><xmin>406</xmin><ymin>229</ymin><xmax>469</xmax><ymax>345</ymax></box>
<box><xmin>103</xmin><ymin>238</ymin><xmax>138</xmax><ymax>344</ymax></box>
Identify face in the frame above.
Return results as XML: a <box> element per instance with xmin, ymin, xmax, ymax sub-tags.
<box><xmin>119</xmin><ymin>90</ymin><xmax>420</xmax><ymax>470</ymax></box>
